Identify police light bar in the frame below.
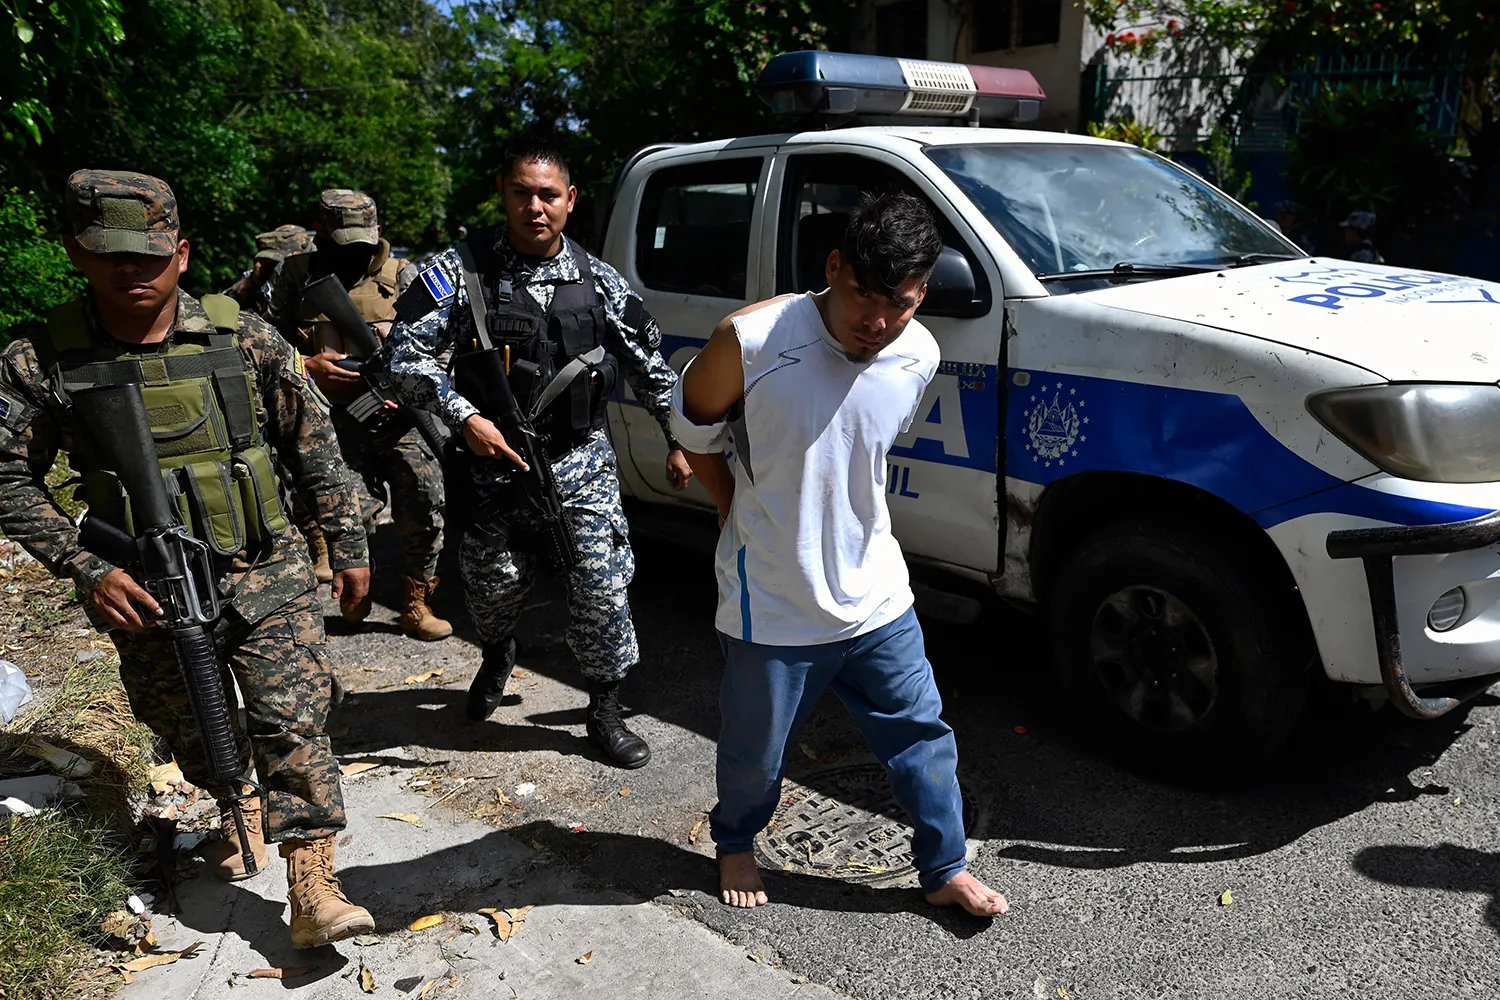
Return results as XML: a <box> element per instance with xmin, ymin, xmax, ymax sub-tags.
<box><xmin>755</xmin><ymin>51</ymin><xmax>1045</xmax><ymax>124</ymax></box>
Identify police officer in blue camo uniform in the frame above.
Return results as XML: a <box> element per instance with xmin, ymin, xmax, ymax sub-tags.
<box><xmin>387</xmin><ymin>138</ymin><xmax>693</xmax><ymax>768</ymax></box>
<box><xmin>1339</xmin><ymin>210</ymin><xmax>1384</xmax><ymax>264</ymax></box>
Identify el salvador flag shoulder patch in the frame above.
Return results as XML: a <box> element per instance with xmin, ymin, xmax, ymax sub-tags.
<box><xmin>419</xmin><ymin>263</ymin><xmax>455</xmax><ymax>306</ymax></box>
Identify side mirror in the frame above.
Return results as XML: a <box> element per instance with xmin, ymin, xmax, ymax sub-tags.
<box><xmin>919</xmin><ymin>246</ymin><xmax>988</xmax><ymax>319</ymax></box>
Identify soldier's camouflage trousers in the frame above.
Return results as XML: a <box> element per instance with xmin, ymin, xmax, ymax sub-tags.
<box><xmin>112</xmin><ymin>588</ymin><xmax>345</xmax><ymax>842</ymax></box>
<box><xmin>292</xmin><ymin>409</ymin><xmax>445</xmax><ymax>580</ymax></box>
<box><xmin>461</xmin><ymin>432</ymin><xmax>638</xmax><ymax>684</ymax></box>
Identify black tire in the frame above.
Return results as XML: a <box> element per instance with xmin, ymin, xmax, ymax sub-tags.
<box><xmin>1047</xmin><ymin>517</ymin><xmax>1312</xmax><ymax>783</ymax></box>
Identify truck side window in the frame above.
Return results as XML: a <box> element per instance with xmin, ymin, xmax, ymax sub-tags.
<box><xmin>779</xmin><ymin>153</ymin><xmax>987</xmax><ymax>305</ymax></box>
<box><xmin>635</xmin><ymin>158</ymin><xmax>760</xmax><ymax>300</ymax></box>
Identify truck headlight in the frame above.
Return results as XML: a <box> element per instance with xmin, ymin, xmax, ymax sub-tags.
<box><xmin>1306</xmin><ymin>383</ymin><xmax>1500</xmax><ymax>483</ymax></box>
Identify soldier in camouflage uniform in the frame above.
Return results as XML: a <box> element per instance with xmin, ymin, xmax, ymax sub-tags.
<box><xmin>0</xmin><ymin>170</ymin><xmax>375</xmax><ymax>949</ymax></box>
<box><xmin>388</xmin><ymin>138</ymin><xmax>693</xmax><ymax>768</ymax></box>
<box><xmin>224</xmin><ymin>224</ymin><xmax>314</xmax><ymax>307</ymax></box>
<box><xmin>258</xmin><ymin>190</ymin><xmax>451</xmax><ymax>640</ymax></box>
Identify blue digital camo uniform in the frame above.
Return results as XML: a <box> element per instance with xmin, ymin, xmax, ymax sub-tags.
<box><xmin>387</xmin><ymin>236</ymin><xmax>678</xmax><ymax>682</ymax></box>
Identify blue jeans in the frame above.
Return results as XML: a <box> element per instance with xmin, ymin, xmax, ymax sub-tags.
<box><xmin>710</xmin><ymin>606</ymin><xmax>968</xmax><ymax>892</ymax></box>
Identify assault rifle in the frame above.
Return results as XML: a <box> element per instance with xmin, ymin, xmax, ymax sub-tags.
<box><xmin>300</xmin><ymin>273</ymin><xmax>447</xmax><ymax>457</ymax></box>
<box><xmin>73</xmin><ymin>385</ymin><xmax>260</xmax><ymax>877</ymax></box>
<box><xmin>456</xmin><ymin>346</ymin><xmax>580</xmax><ymax>572</ymax></box>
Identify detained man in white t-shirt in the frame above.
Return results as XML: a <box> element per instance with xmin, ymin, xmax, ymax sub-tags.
<box><xmin>669</xmin><ymin>192</ymin><xmax>1008</xmax><ymax>917</ymax></box>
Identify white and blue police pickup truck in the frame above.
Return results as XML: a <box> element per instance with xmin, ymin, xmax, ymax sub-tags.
<box><xmin>599</xmin><ymin>50</ymin><xmax>1500</xmax><ymax>778</ymax></box>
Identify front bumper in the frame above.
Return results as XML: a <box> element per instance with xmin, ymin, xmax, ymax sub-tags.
<box><xmin>1327</xmin><ymin>511</ymin><xmax>1500</xmax><ymax>719</ymax></box>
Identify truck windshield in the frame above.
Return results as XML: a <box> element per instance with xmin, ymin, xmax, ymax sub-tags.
<box><xmin>925</xmin><ymin>143</ymin><xmax>1298</xmax><ymax>287</ymax></box>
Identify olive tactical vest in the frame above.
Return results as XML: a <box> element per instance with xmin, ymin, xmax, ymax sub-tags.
<box><xmin>285</xmin><ymin>243</ymin><xmax>403</xmax><ymax>355</ymax></box>
<box><xmin>40</xmin><ymin>294</ymin><xmax>290</xmax><ymax>557</ymax></box>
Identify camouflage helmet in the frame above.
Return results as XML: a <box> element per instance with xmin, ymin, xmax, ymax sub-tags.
<box><xmin>254</xmin><ymin>223</ymin><xmax>314</xmax><ymax>262</ymax></box>
<box><xmin>64</xmin><ymin>169</ymin><xmax>181</xmax><ymax>256</ymax></box>
<box><xmin>317</xmin><ymin>189</ymin><xmax>379</xmax><ymax>246</ymax></box>
<box><xmin>1339</xmin><ymin>210</ymin><xmax>1378</xmax><ymax>231</ymax></box>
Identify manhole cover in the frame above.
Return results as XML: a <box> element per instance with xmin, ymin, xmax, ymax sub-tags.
<box><xmin>754</xmin><ymin>762</ymin><xmax>981</xmax><ymax>888</ymax></box>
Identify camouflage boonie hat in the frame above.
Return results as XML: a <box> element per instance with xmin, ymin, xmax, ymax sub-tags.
<box><xmin>317</xmin><ymin>189</ymin><xmax>379</xmax><ymax>246</ymax></box>
<box><xmin>255</xmin><ymin>223</ymin><xmax>314</xmax><ymax>261</ymax></box>
<box><xmin>64</xmin><ymin>169</ymin><xmax>180</xmax><ymax>256</ymax></box>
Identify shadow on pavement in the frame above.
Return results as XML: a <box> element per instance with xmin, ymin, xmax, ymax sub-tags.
<box><xmin>335</xmin><ymin>820</ymin><xmax>992</xmax><ymax>940</ymax></box>
<box><xmin>335</xmin><ymin>686</ymin><xmax>596</xmax><ymax>759</ymax></box>
<box><xmin>1352</xmin><ymin>843</ymin><xmax>1500</xmax><ymax>934</ymax></box>
<box><xmin>163</xmin><ymin>868</ymin><xmax>353</xmax><ymax>989</ymax></box>
<box><xmin>344</xmin><ymin>506</ymin><xmax>1487</xmax><ymax>876</ymax></box>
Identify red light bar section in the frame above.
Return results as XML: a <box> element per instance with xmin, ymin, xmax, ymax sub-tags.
<box><xmin>967</xmin><ymin>65</ymin><xmax>1046</xmax><ymax>101</ymax></box>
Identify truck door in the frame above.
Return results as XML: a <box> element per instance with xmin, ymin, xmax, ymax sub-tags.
<box><xmin>605</xmin><ymin>152</ymin><xmax>769</xmax><ymax>504</ymax></box>
<box><xmin>771</xmin><ymin>149</ymin><xmax>1003</xmax><ymax>576</ymax></box>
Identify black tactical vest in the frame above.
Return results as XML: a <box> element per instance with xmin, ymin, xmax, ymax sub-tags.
<box><xmin>460</xmin><ymin>235</ymin><xmax>617</xmax><ymax>452</ymax></box>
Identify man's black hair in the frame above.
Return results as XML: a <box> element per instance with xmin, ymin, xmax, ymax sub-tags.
<box><xmin>839</xmin><ymin>190</ymin><xmax>943</xmax><ymax>297</ymax></box>
<box><xmin>501</xmin><ymin>137</ymin><xmax>571</xmax><ymax>185</ymax></box>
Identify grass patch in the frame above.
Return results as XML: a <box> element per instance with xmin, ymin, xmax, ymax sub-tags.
<box><xmin>0</xmin><ymin>454</ymin><xmax>162</xmax><ymax>997</ymax></box>
<box><xmin>1</xmin><ymin>654</ymin><xmax>160</xmax><ymax>999</ymax></box>
<box><xmin>0</xmin><ymin>810</ymin><xmax>140</xmax><ymax>999</ymax></box>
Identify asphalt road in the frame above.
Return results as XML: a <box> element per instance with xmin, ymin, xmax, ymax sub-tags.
<box><xmin>325</xmin><ymin>523</ymin><xmax>1500</xmax><ymax>1000</ymax></box>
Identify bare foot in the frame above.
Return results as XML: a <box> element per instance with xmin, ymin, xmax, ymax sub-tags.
<box><xmin>925</xmin><ymin>871</ymin><xmax>1008</xmax><ymax>917</ymax></box>
<box><xmin>718</xmin><ymin>853</ymin><xmax>769</xmax><ymax>908</ymax></box>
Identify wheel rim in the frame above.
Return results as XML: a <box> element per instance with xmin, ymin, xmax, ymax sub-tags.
<box><xmin>1089</xmin><ymin>584</ymin><xmax>1219</xmax><ymax>733</ymax></box>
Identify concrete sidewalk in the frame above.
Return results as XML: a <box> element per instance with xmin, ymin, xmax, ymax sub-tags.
<box><xmin>119</xmin><ymin>770</ymin><xmax>835</xmax><ymax>999</ymax></box>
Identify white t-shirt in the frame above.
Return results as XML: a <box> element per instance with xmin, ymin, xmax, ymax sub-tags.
<box><xmin>711</xmin><ymin>293</ymin><xmax>939</xmax><ymax>646</ymax></box>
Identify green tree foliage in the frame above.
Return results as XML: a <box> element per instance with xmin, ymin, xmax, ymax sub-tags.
<box><xmin>0</xmin><ymin>186</ymin><xmax>83</xmax><ymax>338</ymax></box>
<box><xmin>1</xmin><ymin>0</ymin><xmax>849</xmax><ymax>308</ymax></box>
<box><xmin>1286</xmin><ymin>82</ymin><xmax>1464</xmax><ymax>259</ymax></box>
<box><xmin>1083</xmin><ymin>1</ymin><xmax>1500</xmax><ymax>68</ymax></box>
<box><xmin>7</xmin><ymin>0</ymin><xmax>455</xmax><ymax>293</ymax></box>
<box><xmin>444</xmin><ymin>0</ymin><xmax>853</xmax><ymax>241</ymax></box>
<box><xmin>0</xmin><ymin>0</ymin><xmax>124</xmax><ymax>144</ymax></box>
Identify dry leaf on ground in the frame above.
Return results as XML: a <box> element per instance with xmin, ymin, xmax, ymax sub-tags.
<box><xmin>415</xmin><ymin>980</ymin><xmax>441</xmax><ymax>1000</ymax></box>
<box><xmin>360</xmin><ymin>962</ymin><xmax>378</xmax><ymax>993</ymax></box>
<box><xmin>247</xmin><ymin>967</ymin><xmax>315</xmax><ymax>979</ymax></box>
<box><xmin>403</xmin><ymin>669</ymin><xmax>444</xmax><ymax>685</ymax></box>
<box><xmin>352</xmin><ymin>934</ymin><xmax>380</xmax><ymax>947</ymax></box>
<box><xmin>476</xmin><ymin>905</ymin><xmax>533</xmax><ymax>942</ymax></box>
<box><xmin>376</xmin><ymin>812</ymin><xmax>423</xmax><ymax>827</ymax></box>
<box><xmin>688</xmin><ymin>814</ymin><xmax>708</xmax><ymax>845</ymax></box>
<box><xmin>148</xmin><ymin>760</ymin><xmax>184</xmax><ymax>787</ymax></box>
<box><xmin>409</xmin><ymin>914</ymin><xmax>445</xmax><ymax>932</ymax></box>
<box><xmin>511</xmin><ymin>667</ymin><xmax>531</xmax><ymax>678</ymax></box>
<box><xmin>618</xmin><ymin>784</ymin><xmax>631</xmax><ymax>797</ymax></box>
<box><xmin>117</xmin><ymin>942</ymin><xmax>202</xmax><ymax>974</ymax></box>
<box><xmin>576</xmin><ymin>950</ymin><xmax>595</xmax><ymax>965</ymax></box>
<box><xmin>340</xmin><ymin>761</ymin><xmax>380</xmax><ymax>777</ymax></box>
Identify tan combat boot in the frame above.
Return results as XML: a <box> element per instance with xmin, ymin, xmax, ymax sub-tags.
<box><xmin>281</xmin><ymin>836</ymin><xmax>375</xmax><ymax>948</ymax></box>
<box><xmin>307</xmin><ymin>527</ymin><xmax>333</xmax><ymax>585</ymax></box>
<box><xmin>401</xmin><ymin>576</ymin><xmax>452</xmax><ymax>641</ymax></box>
<box><xmin>209</xmin><ymin>786</ymin><xmax>268</xmax><ymax>881</ymax></box>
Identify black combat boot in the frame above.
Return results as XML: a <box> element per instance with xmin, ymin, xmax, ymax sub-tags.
<box><xmin>585</xmin><ymin>679</ymin><xmax>651</xmax><ymax>769</ymax></box>
<box><xmin>466</xmin><ymin>639</ymin><xmax>516</xmax><ymax>721</ymax></box>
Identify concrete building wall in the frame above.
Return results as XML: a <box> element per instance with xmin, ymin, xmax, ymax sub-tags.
<box><xmin>959</xmin><ymin>1</ymin><xmax>1094</xmax><ymax>133</ymax></box>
